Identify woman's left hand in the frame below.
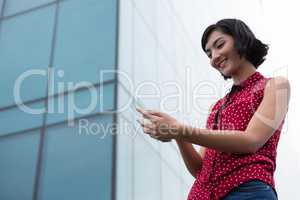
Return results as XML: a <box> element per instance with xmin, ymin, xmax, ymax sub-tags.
<box><xmin>136</xmin><ymin>108</ymin><xmax>183</xmax><ymax>141</ymax></box>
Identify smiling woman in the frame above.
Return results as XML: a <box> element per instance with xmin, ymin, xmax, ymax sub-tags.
<box><xmin>137</xmin><ymin>18</ymin><xmax>290</xmax><ymax>200</ymax></box>
<box><xmin>202</xmin><ymin>19</ymin><xmax>269</xmax><ymax>81</ymax></box>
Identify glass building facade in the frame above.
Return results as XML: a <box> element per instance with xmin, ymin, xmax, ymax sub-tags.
<box><xmin>0</xmin><ymin>0</ymin><xmax>118</xmax><ymax>199</ymax></box>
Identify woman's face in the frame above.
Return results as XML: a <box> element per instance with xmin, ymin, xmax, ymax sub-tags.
<box><xmin>204</xmin><ymin>30</ymin><xmax>245</xmax><ymax>77</ymax></box>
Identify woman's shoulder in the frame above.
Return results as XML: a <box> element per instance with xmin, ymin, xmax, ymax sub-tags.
<box><xmin>264</xmin><ymin>76</ymin><xmax>291</xmax><ymax>96</ymax></box>
<box><xmin>266</xmin><ymin>76</ymin><xmax>290</xmax><ymax>87</ymax></box>
<box><xmin>250</xmin><ymin>75</ymin><xmax>289</xmax><ymax>95</ymax></box>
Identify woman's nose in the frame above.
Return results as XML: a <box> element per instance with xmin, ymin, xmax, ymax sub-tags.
<box><xmin>211</xmin><ymin>51</ymin><xmax>221</xmax><ymax>66</ymax></box>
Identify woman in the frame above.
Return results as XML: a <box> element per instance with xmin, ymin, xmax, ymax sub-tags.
<box><xmin>137</xmin><ymin>18</ymin><xmax>290</xmax><ymax>200</ymax></box>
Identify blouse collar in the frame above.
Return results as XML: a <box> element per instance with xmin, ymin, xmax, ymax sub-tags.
<box><xmin>229</xmin><ymin>71</ymin><xmax>263</xmax><ymax>94</ymax></box>
<box><xmin>233</xmin><ymin>71</ymin><xmax>263</xmax><ymax>89</ymax></box>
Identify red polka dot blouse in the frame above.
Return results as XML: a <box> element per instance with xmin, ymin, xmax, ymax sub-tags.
<box><xmin>187</xmin><ymin>72</ymin><xmax>284</xmax><ymax>200</ymax></box>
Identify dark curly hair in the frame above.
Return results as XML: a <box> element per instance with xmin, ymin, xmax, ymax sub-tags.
<box><xmin>201</xmin><ymin>19</ymin><xmax>269</xmax><ymax>79</ymax></box>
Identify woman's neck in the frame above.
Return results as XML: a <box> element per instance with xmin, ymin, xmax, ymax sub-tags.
<box><xmin>232</xmin><ymin>61</ymin><xmax>257</xmax><ymax>85</ymax></box>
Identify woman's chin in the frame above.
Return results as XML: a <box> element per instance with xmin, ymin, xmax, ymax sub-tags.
<box><xmin>220</xmin><ymin>69</ymin><xmax>229</xmax><ymax>76</ymax></box>
<box><xmin>219</xmin><ymin>69</ymin><xmax>233</xmax><ymax>79</ymax></box>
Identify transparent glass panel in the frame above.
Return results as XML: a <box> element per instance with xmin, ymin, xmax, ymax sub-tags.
<box><xmin>4</xmin><ymin>0</ymin><xmax>53</xmax><ymax>16</ymax></box>
<box><xmin>52</xmin><ymin>0</ymin><xmax>117</xmax><ymax>94</ymax></box>
<box><xmin>0</xmin><ymin>130</ymin><xmax>40</xmax><ymax>200</ymax></box>
<box><xmin>0</xmin><ymin>6</ymin><xmax>55</xmax><ymax>107</ymax></box>
<box><xmin>0</xmin><ymin>102</ymin><xmax>44</xmax><ymax>135</ymax></box>
<box><xmin>39</xmin><ymin>115</ymin><xmax>113</xmax><ymax>200</ymax></box>
<box><xmin>46</xmin><ymin>82</ymin><xmax>115</xmax><ymax>125</ymax></box>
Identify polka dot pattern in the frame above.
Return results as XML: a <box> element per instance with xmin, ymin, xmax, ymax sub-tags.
<box><xmin>187</xmin><ymin>72</ymin><xmax>284</xmax><ymax>200</ymax></box>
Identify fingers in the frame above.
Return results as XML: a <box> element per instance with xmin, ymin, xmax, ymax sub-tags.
<box><xmin>136</xmin><ymin>108</ymin><xmax>148</xmax><ymax>116</ymax></box>
<box><xmin>147</xmin><ymin>110</ymin><xmax>163</xmax><ymax>117</ymax></box>
<box><xmin>137</xmin><ymin>119</ymin><xmax>171</xmax><ymax>142</ymax></box>
<box><xmin>143</xmin><ymin>127</ymin><xmax>156</xmax><ymax>135</ymax></box>
<box><xmin>137</xmin><ymin>119</ymin><xmax>156</xmax><ymax>134</ymax></box>
<box><xmin>136</xmin><ymin>108</ymin><xmax>162</xmax><ymax>119</ymax></box>
<box><xmin>136</xmin><ymin>108</ymin><xmax>151</xmax><ymax>120</ymax></box>
<box><xmin>136</xmin><ymin>108</ymin><xmax>161</xmax><ymax>124</ymax></box>
<box><xmin>136</xmin><ymin>120</ymin><xmax>152</xmax><ymax>129</ymax></box>
<box><xmin>137</xmin><ymin>119</ymin><xmax>172</xmax><ymax>134</ymax></box>
<box><xmin>136</xmin><ymin>110</ymin><xmax>173</xmax><ymax>142</ymax></box>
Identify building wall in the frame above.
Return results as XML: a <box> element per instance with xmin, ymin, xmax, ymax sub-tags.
<box><xmin>0</xmin><ymin>0</ymin><xmax>118</xmax><ymax>199</ymax></box>
<box><xmin>117</xmin><ymin>0</ymin><xmax>266</xmax><ymax>199</ymax></box>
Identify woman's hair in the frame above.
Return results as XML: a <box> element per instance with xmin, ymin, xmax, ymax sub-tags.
<box><xmin>201</xmin><ymin>18</ymin><xmax>269</xmax><ymax>72</ymax></box>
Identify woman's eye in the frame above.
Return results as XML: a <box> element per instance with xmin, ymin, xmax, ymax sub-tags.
<box><xmin>217</xmin><ymin>43</ymin><xmax>224</xmax><ymax>49</ymax></box>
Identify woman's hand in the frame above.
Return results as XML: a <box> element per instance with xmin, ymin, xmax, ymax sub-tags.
<box><xmin>136</xmin><ymin>108</ymin><xmax>183</xmax><ymax>141</ymax></box>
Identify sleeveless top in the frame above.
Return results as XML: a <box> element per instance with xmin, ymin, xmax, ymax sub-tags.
<box><xmin>187</xmin><ymin>72</ymin><xmax>284</xmax><ymax>200</ymax></box>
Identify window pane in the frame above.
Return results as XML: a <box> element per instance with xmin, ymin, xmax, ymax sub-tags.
<box><xmin>46</xmin><ymin>82</ymin><xmax>115</xmax><ymax>125</ymax></box>
<box><xmin>0</xmin><ymin>0</ymin><xmax>3</xmax><ymax>14</ymax></box>
<box><xmin>52</xmin><ymin>0</ymin><xmax>118</xmax><ymax>94</ymax></box>
<box><xmin>39</xmin><ymin>115</ymin><xmax>113</xmax><ymax>200</ymax></box>
<box><xmin>0</xmin><ymin>130</ymin><xmax>40</xmax><ymax>200</ymax></box>
<box><xmin>0</xmin><ymin>102</ymin><xmax>44</xmax><ymax>135</ymax></box>
<box><xmin>4</xmin><ymin>0</ymin><xmax>53</xmax><ymax>16</ymax></box>
<box><xmin>0</xmin><ymin>6</ymin><xmax>55</xmax><ymax>107</ymax></box>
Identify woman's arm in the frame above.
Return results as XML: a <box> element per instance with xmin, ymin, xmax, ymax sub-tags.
<box><xmin>179</xmin><ymin>77</ymin><xmax>290</xmax><ymax>154</ymax></box>
<box><xmin>175</xmin><ymin>103</ymin><xmax>211</xmax><ymax>178</ymax></box>
<box><xmin>138</xmin><ymin>76</ymin><xmax>290</xmax><ymax>154</ymax></box>
<box><xmin>176</xmin><ymin>140</ymin><xmax>205</xmax><ymax>178</ymax></box>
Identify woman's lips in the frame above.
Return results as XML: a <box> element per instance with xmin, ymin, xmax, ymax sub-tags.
<box><xmin>218</xmin><ymin>59</ymin><xmax>226</xmax><ymax>69</ymax></box>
